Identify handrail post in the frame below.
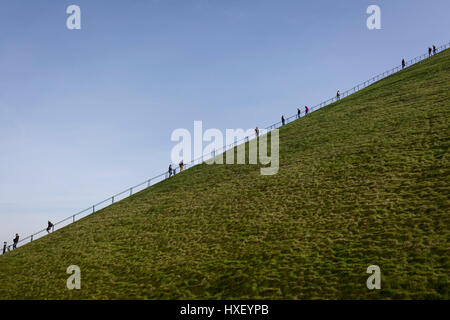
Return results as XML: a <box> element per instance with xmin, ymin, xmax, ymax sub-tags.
<box><xmin>130</xmin><ymin>188</ymin><xmax>132</xmax><ymax>196</ymax></box>
<box><xmin>73</xmin><ymin>215</ymin><xmax>76</xmax><ymax>223</ymax></box>
<box><xmin>31</xmin><ymin>235</ymin><xmax>33</xmax><ymax>242</ymax></box>
<box><xmin>112</xmin><ymin>196</ymin><xmax>115</xmax><ymax>204</ymax></box>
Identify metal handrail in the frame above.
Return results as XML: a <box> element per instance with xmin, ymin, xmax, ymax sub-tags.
<box><xmin>2</xmin><ymin>42</ymin><xmax>449</xmax><ymax>255</ymax></box>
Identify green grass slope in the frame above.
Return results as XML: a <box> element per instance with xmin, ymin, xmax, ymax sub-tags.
<box><xmin>0</xmin><ymin>50</ymin><xmax>449</xmax><ymax>300</ymax></box>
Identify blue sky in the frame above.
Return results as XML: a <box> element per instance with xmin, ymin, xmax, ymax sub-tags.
<box><xmin>1</xmin><ymin>0</ymin><xmax>449</xmax><ymax>244</ymax></box>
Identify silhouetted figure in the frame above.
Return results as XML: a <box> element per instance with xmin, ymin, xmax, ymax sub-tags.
<box><xmin>433</xmin><ymin>45</ymin><xmax>437</xmax><ymax>55</ymax></box>
<box><xmin>297</xmin><ymin>108</ymin><xmax>301</xmax><ymax>119</ymax></box>
<box><xmin>305</xmin><ymin>105</ymin><xmax>309</xmax><ymax>115</ymax></box>
<box><xmin>46</xmin><ymin>221</ymin><xmax>54</xmax><ymax>234</ymax></box>
<box><xmin>402</xmin><ymin>59</ymin><xmax>406</xmax><ymax>69</ymax></box>
<box><xmin>255</xmin><ymin>127</ymin><xmax>259</xmax><ymax>137</ymax></box>
<box><xmin>281</xmin><ymin>115</ymin><xmax>285</xmax><ymax>126</ymax></box>
<box><xmin>179</xmin><ymin>160</ymin><xmax>184</xmax><ymax>172</ymax></box>
<box><xmin>2</xmin><ymin>242</ymin><xmax>6</xmax><ymax>255</ymax></box>
<box><xmin>336</xmin><ymin>90</ymin><xmax>341</xmax><ymax>101</ymax></box>
<box><xmin>13</xmin><ymin>234</ymin><xmax>19</xmax><ymax>249</ymax></box>
<box><xmin>168</xmin><ymin>164</ymin><xmax>173</xmax><ymax>177</ymax></box>
<box><xmin>428</xmin><ymin>47</ymin><xmax>432</xmax><ymax>57</ymax></box>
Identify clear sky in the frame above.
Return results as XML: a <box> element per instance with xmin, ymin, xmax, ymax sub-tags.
<box><xmin>0</xmin><ymin>0</ymin><xmax>449</xmax><ymax>244</ymax></box>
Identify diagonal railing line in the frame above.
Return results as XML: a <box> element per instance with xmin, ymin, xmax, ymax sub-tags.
<box><xmin>2</xmin><ymin>42</ymin><xmax>449</xmax><ymax>255</ymax></box>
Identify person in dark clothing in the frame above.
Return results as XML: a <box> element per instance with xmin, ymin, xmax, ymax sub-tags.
<box><xmin>2</xmin><ymin>242</ymin><xmax>6</xmax><ymax>255</ymax></box>
<box><xmin>428</xmin><ymin>47</ymin><xmax>432</xmax><ymax>57</ymax></box>
<box><xmin>402</xmin><ymin>58</ymin><xmax>406</xmax><ymax>69</ymax></box>
<box><xmin>255</xmin><ymin>127</ymin><xmax>259</xmax><ymax>137</ymax></box>
<box><xmin>305</xmin><ymin>105</ymin><xmax>309</xmax><ymax>115</ymax></box>
<box><xmin>168</xmin><ymin>164</ymin><xmax>173</xmax><ymax>177</ymax></box>
<box><xmin>336</xmin><ymin>90</ymin><xmax>341</xmax><ymax>101</ymax></box>
<box><xmin>433</xmin><ymin>45</ymin><xmax>437</xmax><ymax>55</ymax></box>
<box><xmin>46</xmin><ymin>221</ymin><xmax>54</xmax><ymax>234</ymax></box>
<box><xmin>13</xmin><ymin>234</ymin><xmax>19</xmax><ymax>249</ymax></box>
<box><xmin>297</xmin><ymin>108</ymin><xmax>301</xmax><ymax>119</ymax></box>
<box><xmin>281</xmin><ymin>115</ymin><xmax>285</xmax><ymax>126</ymax></box>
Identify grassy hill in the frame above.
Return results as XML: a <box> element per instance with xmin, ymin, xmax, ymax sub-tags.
<box><xmin>0</xmin><ymin>49</ymin><xmax>449</xmax><ymax>300</ymax></box>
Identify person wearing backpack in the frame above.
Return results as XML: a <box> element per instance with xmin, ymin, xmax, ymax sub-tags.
<box><xmin>46</xmin><ymin>221</ymin><xmax>54</xmax><ymax>234</ymax></box>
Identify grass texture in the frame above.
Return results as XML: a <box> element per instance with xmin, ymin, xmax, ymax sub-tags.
<box><xmin>0</xmin><ymin>49</ymin><xmax>449</xmax><ymax>299</ymax></box>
